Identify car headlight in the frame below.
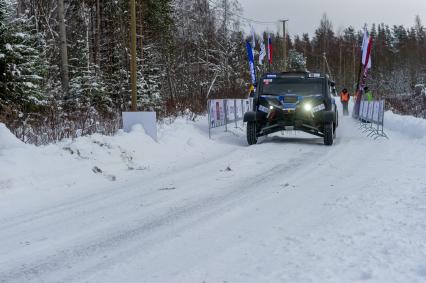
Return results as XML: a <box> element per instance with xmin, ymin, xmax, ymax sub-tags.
<box><xmin>269</xmin><ymin>105</ymin><xmax>274</xmax><ymax>110</ymax></box>
<box><xmin>303</xmin><ymin>103</ymin><xmax>313</xmax><ymax>111</ymax></box>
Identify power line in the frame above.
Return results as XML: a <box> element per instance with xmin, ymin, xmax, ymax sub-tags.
<box><xmin>239</xmin><ymin>16</ymin><xmax>279</xmax><ymax>25</ymax></box>
<box><xmin>207</xmin><ymin>0</ymin><xmax>278</xmax><ymax>25</ymax></box>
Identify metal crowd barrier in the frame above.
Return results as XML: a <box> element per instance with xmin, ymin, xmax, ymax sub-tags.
<box><xmin>357</xmin><ymin>100</ymin><xmax>388</xmax><ymax>139</ymax></box>
<box><xmin>207</xmin><ymin>98</ymin><xmax>253</xmax><ymax>138</ymax></box>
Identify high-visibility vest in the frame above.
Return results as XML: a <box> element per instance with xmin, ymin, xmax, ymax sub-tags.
<box><xmin>366</xmin><ymin>91</ymin><xmax>373</xmax><ymax>102</ymax></box>
<box><xmin>340</xmin><ymin>92</ymin><xmax>350</xmax><ymax>102</ymax></box>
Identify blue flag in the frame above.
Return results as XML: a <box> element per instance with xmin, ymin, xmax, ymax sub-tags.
<box><xmin>246</xmin><ymin>41</ymin><xmax>256</xmax><ymax>85</ymax></box>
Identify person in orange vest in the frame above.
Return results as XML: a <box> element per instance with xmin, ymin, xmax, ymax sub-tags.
<box><xmin>340</xmin><ymin>88</ymin><xmax>350</xmax><ymax>115</ymax></box>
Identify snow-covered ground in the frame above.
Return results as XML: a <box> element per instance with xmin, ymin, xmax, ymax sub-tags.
<box><xmin>1</xmin><ymin>105</ymin><xmax>426</xmax><ymax>283</ymax></box>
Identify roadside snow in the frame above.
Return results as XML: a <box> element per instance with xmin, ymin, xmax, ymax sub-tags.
<box><xmin>0</xmin><ymin>123</ymin><xmax>27</xmax><ymax>150</ymax></box>
<box><xmin>0</xmin><ymin>118</ymin><xmax>241</xmax><ymax>210</ymax></box>
<box><xmin>0</xmin><ymin>108</ymin><xmax>425</xmax><ymax>283</ymax></box>
<box><xmin>385</xmin><ymin>111</ymin><xmax>426</xmax><ymax>139</ymax></box>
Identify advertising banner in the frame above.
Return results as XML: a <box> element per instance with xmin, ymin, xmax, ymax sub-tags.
<box><xmin>236</xmin><ymin>99</ymin><xmax>243</xmax><ymax>120</ymax></box>
<box><xmin>378</xmin><ymin>101</ymin><xmax>385</xmax><ymax>123</ymax></box>
<box><xmin>244</xmin><ymin>99</ymin><xmax>252</xmax><ymax>114</ymax></box>
<box><xmin>359</xmin><ymin>101</ymin><xmax>365</xmax><ymax>119</ymax></box>
<box><xmin>208</xmin><ymin>98</ymin><xmax>255</xmax><ymax>138</ymax></box>
<box><xmin>368</xmin><ymin>101</ymin><xmax>374</xmax><ymax>121</ymax></box>
<box><xmin>209</xmin><ymin>99</ymin><xmax>225</xmax><ymax>128</ymax></box>
<box><xmin>362</xmin><ymin>101</ymin><xmax>369</xmax><ymax>120</ymax></box>
<box><xmin>226</xmin><ymin>99</ymin><xmax>236</xmax><ymax>122</ymax></box>
<box><xmin>372</xmin><ymin>101</ymin><xmax>380</xmax><ymax>123</ymax></box>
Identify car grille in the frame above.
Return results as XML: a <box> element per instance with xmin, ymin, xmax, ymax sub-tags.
<box><xmin>283</xmin><ymin>96</ymin><xmax>298</xmax><ymax>103</ymax></box>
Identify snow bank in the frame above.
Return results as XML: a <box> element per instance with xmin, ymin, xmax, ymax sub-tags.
<box><xmin>1</xmin><ymin>111</ymin><xmax>426</xmax><ymax>282</ymax></box>
<box><xmin>2</xmin><ymin>109</ymin><xmax>424</xmax><ymax>195</ymax></box>
<box><xmin>385</xmin><ymin>111</ymin><xmax>426</xmax><ymax>139</ymax></box>
<box><xmin>0</xmin><ymin>123</ymin><xmax>26</xmax><ymax>150</ymax></box>
<box><xmin>0</xmin><ymin>118</ymin><xmax>239</xmax><ymax>194</ymax></box>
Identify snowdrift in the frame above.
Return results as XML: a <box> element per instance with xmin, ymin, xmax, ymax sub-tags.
<box><xmin>0</xmin><ymin>123</ymin><xmax>27</xmax><ymax>150</ymax></box>
<box><xmin>384</xmin><ymin>111</ymin><xmax>426</xmax><ymax>139</ymax></box>
<box><xmin>0</xmin><ymin>118</ymin><xmax>241</xmax><ymax>193</ymax></box>
<box><xmin>1</xmin><ymin>110</ymin><xmax>426</xmax><ymax>194</ymax></box>
<box><xmin>1</xmin><ymin>110</ymin><xmax>426</xmax><ymax>282</ymax></box>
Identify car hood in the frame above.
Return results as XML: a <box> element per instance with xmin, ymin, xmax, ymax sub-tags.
<box><xmin>260</xmin><ymin>94</ymin><xmax>324</xmax><ymax>109</ymax></box>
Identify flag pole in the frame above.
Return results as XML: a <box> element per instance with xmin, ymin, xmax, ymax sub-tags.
<box><xmin>268</xmin><ymin>54</ymin><xmax>271</xmax><ymax>72</ymax></box>
<box><xmin>354</xmin><ymin>25</ymin><xmax>373</xmax><ymax>117</ymax></box>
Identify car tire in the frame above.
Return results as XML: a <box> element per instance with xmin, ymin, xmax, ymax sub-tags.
<box><xmin>333</xmin><ymin>111</ymin><xmax>337</xmax><ymax>139</ymax></box>
<box><xmin>247</xmin><ymin>121</ymin><xmax>258</xmax><ymax>145</ymax></box>
<box><xmin>324</xmin><ymin>123</ymin><xmax>334</xmax><ymax>146</ymax></box>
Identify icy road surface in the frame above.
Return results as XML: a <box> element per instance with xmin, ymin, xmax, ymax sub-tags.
<box><xmin>1</xmin><ymin>107</ymin><xmax>426</xmax><ymax>282</ymax></box>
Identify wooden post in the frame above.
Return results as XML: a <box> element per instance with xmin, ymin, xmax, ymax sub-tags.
<box><xmin>130</xmin><ymin>0</ymin><xmax>137</xmax><ymax>111</ymax></box>
<box><xmin>58</xmin><ymin>0</ymin><xmax>69</xmax><ymax>95</ymax></box>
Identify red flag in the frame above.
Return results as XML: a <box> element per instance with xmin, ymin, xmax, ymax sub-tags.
<box><xmin>267</xmin><ymin>34</ymin><xmax>273</xmax><ymax>64</ymax></box>
<box><xmin>361</xmin><ymin>27</ymin><xmax>372</xmax><ymax>69</ymax></box>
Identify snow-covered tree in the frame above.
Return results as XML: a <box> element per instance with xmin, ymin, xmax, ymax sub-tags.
<box><xmin>286</xmin><ymin>49</ymin><xmax>307</xmax><ymax>72</ymax></box>
<box><xmin>0</xmin><ymin>1</ymin><xmax>47</xmax><ymax>110</ymax></box>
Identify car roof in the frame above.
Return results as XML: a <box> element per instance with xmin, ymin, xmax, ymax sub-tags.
<box><xmin>262</xmin><ymin>72</ymin><xmax>326</xmax><ymax>79</ymax></box>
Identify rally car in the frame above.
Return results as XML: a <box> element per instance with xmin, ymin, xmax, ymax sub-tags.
<box><xmin>244</xmin><ymin>72</ymin><xmax>338</xmax><ymax>146</ymax></box>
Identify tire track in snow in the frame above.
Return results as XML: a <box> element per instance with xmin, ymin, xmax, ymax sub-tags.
<box><xmin>0</xmin><ymin>143</ymin><xmax>328</xmax><ymax>282</ymax></box>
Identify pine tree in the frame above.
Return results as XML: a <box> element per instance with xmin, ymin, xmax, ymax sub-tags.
<box><xmin>0</xmin><ymin>2</ymin><xmax>47</xmax><ymax>111</ymax></box>
<box><xmin>286</xmin><ymin>49</ymin><xmax>307</xmax><ymax>72</ymax></box>
<box><xmin>0</xmin><ymin>0</ymin><xmax>9</xmax><ymax>98</ymax></box>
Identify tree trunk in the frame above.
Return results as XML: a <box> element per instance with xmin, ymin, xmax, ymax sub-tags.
<box><xmin>130</xmin><ymin>0</ymin><xmax>138</xmax><ymax>111</ymax></box>
<box><xmin>16</xmin><ymin>0</ymin><xmax>22</xmax><ymax>17</ymax></box>
<box><xmin>58</xmin><ymin>0</ymin><xmax>69</xmax><ymax>95</ymax></box>
<box><xmin>138</xmin><ymin>1</ymin><xmax>143</xmax><ymax>61</ymax></box>
<box><xmin>83</xmin><ymin>0</ymin><xmax>90</xmax><ymax>72</ymax></box>
<box><xmin>96</xmin><ymin>0</ymin><xmax>101</xmax><ymax>69</ymax></box>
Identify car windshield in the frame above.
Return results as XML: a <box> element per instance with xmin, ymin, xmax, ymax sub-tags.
<box><xmin>261</xmin><ymin>78</ymin><xmax>324</xmax><ymax>96</ymax></box>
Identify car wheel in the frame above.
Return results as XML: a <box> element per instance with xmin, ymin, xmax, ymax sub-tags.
<box><xmin>324</xmin><ymin>123</ymin><xmax>334</xmax><ymax>146</ymax></box>
<box><xmin>247</xmin><ymin>121</ymin><xmax>258</xmax><ymax>145</ymax></box>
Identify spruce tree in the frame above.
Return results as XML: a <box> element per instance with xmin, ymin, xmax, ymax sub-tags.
<box><xmin>0</xmin><ymin>3</ymin><xmax>47</xmax><ymax>111</ymax></box>
<box><xmin>287</xmin><ymin>49</ymin><xmax>307</xmax><ymax>72</ymax></box>
<box><xmin>0</xmin><ymin>0</ymin><xmax>8</xmax><ymax>98</ymax></box>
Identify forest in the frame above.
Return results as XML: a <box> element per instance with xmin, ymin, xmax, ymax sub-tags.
<box><xmin>1</xmin><ymin>0</ymin><xmax>426</xmax><ymax>144</ymax></box>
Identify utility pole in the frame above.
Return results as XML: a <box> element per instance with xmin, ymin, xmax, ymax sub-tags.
<box><xmin>322</xmin><ymin>52</ymin><xmax>326</xmax><ymax>74</ymax></box>
<box><xmin>130</xmin><ymin>0</ymin><xmax>137</xmax><ymax>111</ymax></box>
<box><xmin>58</xmin><ymin>0</ymin><xmax>69</xmax><ymax>95</ymax></box>
<box><xmin>280</xmin><ymin>20</ymin><xmax>288</xmax><ymax>71</ymax></box>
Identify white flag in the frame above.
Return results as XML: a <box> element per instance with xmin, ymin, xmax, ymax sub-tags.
<box><xmin>259</xmin><ymin>38</ymin><xmax>266</xmax><ymax>65</ymax></box>
<box><xmin>361</xmin><ymin>25</ymin><xmax>372</xmax><ymax>69</ymax></box>
<box><xmin>250</xmin><ymin>25</ymin><xmax>256</xmax><ymax>49</ymax></box>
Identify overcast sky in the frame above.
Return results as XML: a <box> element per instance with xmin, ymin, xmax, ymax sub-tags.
<box><xmin>238</xmin><ymin>0</ymin><xmax>426</xmax><ymax>37</ymax></box>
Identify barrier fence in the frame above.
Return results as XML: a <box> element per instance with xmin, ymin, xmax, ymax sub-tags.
<box><xmin>357</xmin><ymin>100</ymin><xmax>388</xmax><ymax>139</ymax></box>
<box><xmin>208</xmin><ymin>99</ymin><xmax>253</xmax><ymax>138</ymax></box>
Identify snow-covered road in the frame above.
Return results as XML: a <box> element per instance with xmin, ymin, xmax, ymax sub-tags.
<box><xmin>1</xmin><ymin>107</ymin><xmax>426</xmax><ymax>282</ymax></box>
